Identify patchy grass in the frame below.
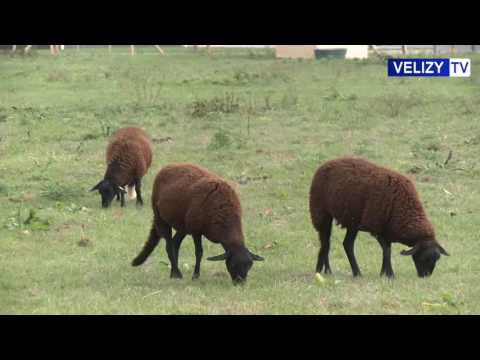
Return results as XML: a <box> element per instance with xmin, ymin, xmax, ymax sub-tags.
<box><xmin>0</xmin><ymin>47</ymin><xmax>479</xmax><ymax>314</ymax></box>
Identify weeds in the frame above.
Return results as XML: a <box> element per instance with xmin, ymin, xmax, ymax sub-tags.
<box><xmin>280</xmin><ymin>92</ymin><xmax>299</xmax><ymax>109</ymax></box>
<box><xmin>208</xmin><ymin>129</ymin><xmax>233</xmax><ymax>150</ymax></box>
<box><xmin>465</xmin><ymin>134</ymin><xmax>480</xmax><ymax>145</ymax></box>
<box><xmin>0</xmin><ymin>183</ymin><xmax>8</xmax><ymax>195</ymax></box>
<box><xmin>190</xmin><ymin>92</ymin><xmax>241</xmax><ymax>118</ymax></box>
<box><xmin>0</xmin><ymin>109</ymin><xmax>7</xmax><ymax>123</ymax></box>
<box><xmin>133</xmin><ymin>77</ymin><xmax>163</xmax><ymax>106</ymax></box>
<box><xmin>4</xmin><ymin>208</ymin><xmax>51</xmax><ymax>232</ymax></box>
<box><xmin>41</xmin><ymin>183</ymin><xmax>81</xmax><ymax>202</ymax></box>
<box><xmin>323</xmin><ymin>86</ymin><xmax>358</xmax><ymax>102</ymax></box>
<box><xmin>247</xmin><ymin>48</ymin><xmax>275</xmax><ymax>60</ymax></box>
<box><xmin>381</xmin><ymin>92</ymin><xmax>424</xmax><ymax>118</ymax></box>
<box><xmin>46</xmin><ymin>70</ymin><xmax>69</xmax><ymax>82</ymax></box>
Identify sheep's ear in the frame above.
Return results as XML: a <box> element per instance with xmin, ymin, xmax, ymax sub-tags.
<box><xmin>207</xmin><ymin>253</ymin><xmax>227</xmax><ymax>261</ymax></box>
<box><xmin>438</xmin><ymin>245</ymin><xmax>450</xmax><ymax>256</ymax></box>
<box><xmin>90</xmin><ymin>181</ymin><xmax>103</xmax><ymax>192</ymax></box>
<box><xmin>400</xmin><ymin>243</ymin><xmax>420</xmax><ymax>256</ymax></box>
<box><xmin>248</xmin><ymin>250</ymin><xmax>264</xmax><ymax>261</ymax></box>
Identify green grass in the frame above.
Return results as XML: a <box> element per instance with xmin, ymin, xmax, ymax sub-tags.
<box><xmin>1</xmin><ymin>47</ymin><xmax>479</xmax><ymax>314</ymax></box>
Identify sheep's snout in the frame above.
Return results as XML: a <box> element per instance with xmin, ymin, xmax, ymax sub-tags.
<box><xmin>232</xmin><ymin>277</ymin><xmax>247</xmax><ymax>286</ymax></box>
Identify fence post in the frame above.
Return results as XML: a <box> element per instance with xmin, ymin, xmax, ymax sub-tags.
<box><xmin>108</xmin><ymin>45</ymin><xmax>112</xmax><ymax>54</ymax></box>
<box><xmin>433</xmin><ymin>45</ymin><xmax>438</xmax><ymax>54</ymax></box>
<box><xmin>154</xmin><ymin>45</ymin><xmax>165</xmax><ymax>55</ymax></box>
<box><xmin>451</xmin><ymin>45</ymin><xmax>456</xmax><ymax>55</ymax></box>
<box><xmin>401</xmin><ymin>45</ymin><xmax>408</xmax><ymax>55</ymax></box>
<box><xmin>130</xmin><ymin>45</ymin><xmax>135</xmax><ymax>56</ymax></box>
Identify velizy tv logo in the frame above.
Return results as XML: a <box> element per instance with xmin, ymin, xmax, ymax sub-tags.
<box><xmin>388</xmin><ymin>58</ymin><xmax>471</xmax><ymax>77</ymax></box>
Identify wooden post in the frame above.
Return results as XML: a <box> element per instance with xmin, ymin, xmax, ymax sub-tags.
<box><xmin>369</xmin><ymin>45</ymin><xmax>382</xmax><ymax>56</ymax></box>
<box><xmin>401</xmin><ymin>45</ymin><xmax>407</xmax><ymax>55</ymax></box>
<box><xmin>451</xmin><ymin>45</ymin><xmax>456</xmax><ymax>55</ymax></box>
<box><xmin>154</xmin><ymin>45</ymin><xmax>165</xmax><ymax>55</ymax></box>
<box><xmin>433</xmin><ymin>45</ymin><xmax>438</xmax><ymax>54</ymax></box>
<box><xmin>130</xmin><ymin>45</ymin><xmax>135</xmax><ymax>56</ymax></box>
<box><xmin>50</xmin><ymin>45</ymin><xmax>60</xmax><ymax>56</ymax></box>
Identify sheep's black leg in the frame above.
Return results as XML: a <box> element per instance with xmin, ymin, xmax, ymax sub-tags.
<box><xmin>316</xmin><ymin>216</ymin><xmax>333</xmax><ymax>274</ymax></box>
<box><xmin>192</xmin><ymin>234</ymin><xmax>203</xmax><ymax>280</ymax></box>
<box><xmin>377</xmin><ymin>237</ymin><xmax>395</xmax><ymax>278</ymax></box>
<box><xmin>166</xmin><ymin>229</ymin><xmax>183</xmax><ymax>279</ymax></box>
<box><xmin>173</xmin><ymin>230</ymin><xmax>187</xmax><ymax>268</ymax></box>
<box><xmin>343</xmin><ymin>228</ymin><xmax>362</xmax><ymax>277</ymax></box>
<box><xmin>116</xmin><ymin>193</ymin><xmax>120</xmax><ymax>202</ymax></box>
<box><xmin>134</xmin><ymin>179</ymin><xmax>143</xmax><ymax>207</ymax></box>
<box><xmin>120</xmin><ymin>191</ymin><xmax>126</xmax><ymax>208</ymax></box>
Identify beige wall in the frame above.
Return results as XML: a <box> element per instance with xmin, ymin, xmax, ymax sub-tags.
<box><xmin>276</xmin><ymin>45</ymin><xmax>316</xmax><ymax>59</ymax></box>
<box><xmin>275</xmin><ymin>45</ymin><xmax>369</xmax><ymax>59</ymax></box>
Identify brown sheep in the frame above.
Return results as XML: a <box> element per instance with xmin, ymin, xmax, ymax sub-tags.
<box><xmin>309</xmin><ymin>157</ymin><xmax>449</xmax><ymax>278</ymax></box>
<box><xmin>131</xmin><ymin>163</ymin><xmax>264</xmax><ymax>285</ymax></box>
<box><xmin>91</xmin><ymin>127</ymin><xmax>153</xmax><ymax>208</ymax></box>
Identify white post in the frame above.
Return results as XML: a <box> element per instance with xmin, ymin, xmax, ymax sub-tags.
<box><xmin>108</xmin><ymin>45</ymin><xmax>112</xmax><ymax>54</ymax></box>
<box><xmin>369</xmin><ymin>45</ymin><xmax>382</xmax><ymax>56</ymax></box>
<box><xmin>130</xmin><ymin>45</ymin><xmax>135</xmax><ymax>56</ymax></box>
<box><xmin>24</xmin><ymin>45</ymin><xmax>32</xmax><ymax>54</ymax></box>
<box><xmin>12</xmin><ymin>45</ymin><xmax>17</xmax><ymax>53</ymax></box>
<box><xmin>50</xmin><ymin>45</ymin><xmax>60</xmax><ymax>56</ymax></box>
<box><xmin>154</xmin><ymin>45</ymin><xmax>165</xmax><ymax>55</ymax></box>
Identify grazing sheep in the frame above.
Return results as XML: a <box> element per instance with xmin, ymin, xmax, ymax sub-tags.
<box><xmin>309</xmin><ymin>157</ymin><xmax>449</xmax><ymax>278</ymax></box>
<box><xmin>91</xmin><ymin>127</ymin><xmax>152</xmax><ymax>208</ymax></box>
<box><xmin>131</xmin><ymin>163</ymin><xmax>264</xmax><ymax>285</ymax></box>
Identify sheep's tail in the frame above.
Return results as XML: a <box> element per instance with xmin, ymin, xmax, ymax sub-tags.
<box><xmin>131</xmin><ymin>223</ymin><xmax>161</xmax><ymax>267</ymax></box>
<box><xmin>127</xmin><ymin>185</ymin><xmax>137</xmax><ymax>200</ymax></box>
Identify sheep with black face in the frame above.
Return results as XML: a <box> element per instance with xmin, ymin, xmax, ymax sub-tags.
<box><xmin>131</xmin><ymin>163</ymin><xmax>264</xmax><ymax>285</ymax></box>
<box><xmin>91</xmin><ymin>127</ymin><xmax>152</xmax><ymax>209</ymax></box>
<box><xmin>309</xmin><ymin>157</ymin><xmax>449</xmax><ymax>278</ymax></box>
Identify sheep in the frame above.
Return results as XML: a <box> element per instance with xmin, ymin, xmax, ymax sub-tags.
<box><xmin>309</xmin><ymin>157</ymin><xmax>449</xmax><ymax>279</ymax></box>
<box><xmin>131</xmin><ymin>163</ymin><xmax>264</xmax><ymax>285</ymax></box>
<box><xmin>91</xmin><ymin>127</ymin><xmax>153</xmax><ymax>208</ymax></box>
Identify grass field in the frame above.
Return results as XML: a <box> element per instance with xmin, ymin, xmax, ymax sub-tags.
<box><xmin>1</xmin><ymin>47</ymin><xmax>479</xmax><ymax>314</ymax></box>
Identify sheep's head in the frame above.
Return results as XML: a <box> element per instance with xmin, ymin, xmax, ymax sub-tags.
<box><xmin>208</xmin><ymin>247</ymin><xmax>264</xmax><ymax>285</ymax></box>
<box><xmin>401</xmin><ymin>240</ymin><xmax>449</xmax><ymax>277</ymax></box>
<box><xmin>90</xmin><ymin>180</ymin><xmax>126</xmax><ymax>208</ymax></box>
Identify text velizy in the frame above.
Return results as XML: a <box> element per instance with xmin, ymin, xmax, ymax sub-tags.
<box><xmin>388</xmin><ymin>58</ymin><xmax>471</xmax><ymax>77</ymax></box>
